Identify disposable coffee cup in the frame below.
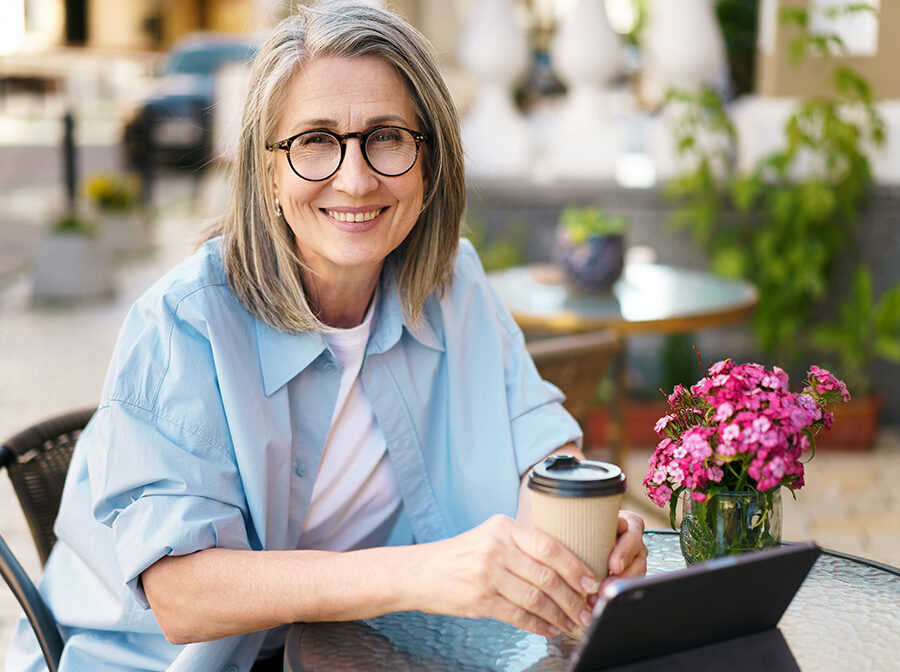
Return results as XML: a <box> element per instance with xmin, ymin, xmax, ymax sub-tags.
<box><xmin>528</xmin><ymin>455</ymin><xmax>626</xmax><ymax>579</ymax></box>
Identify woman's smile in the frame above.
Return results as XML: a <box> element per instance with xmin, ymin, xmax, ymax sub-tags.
<box><xmin>322</xmin><ymin>206</ymin><xmax>388</xmax><ymax>228</ymax></box>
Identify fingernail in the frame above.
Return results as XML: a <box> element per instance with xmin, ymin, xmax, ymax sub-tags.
<box><xmin>579</xmin><ymin>609</ymin><xmax>592</xmax><ymax>627</ymax></box>
<box><xmin>566</xmin><ymin>619</ymin><xmax>576</xmax><ymax>632</ymax></box>
<box><xmin>581</xmin><ymin>576</ymin><xmax>600</xmax><ymax>594</ymax></box>
<box><xmin>548</xmin><ymin>626</ymin><xmax>560</xmax><ymax>636</ymax></box>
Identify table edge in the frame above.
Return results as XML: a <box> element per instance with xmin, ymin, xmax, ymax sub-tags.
<box><xmin>644</xmin><ymin>528</ymin><xmax>900</xmax><ymax>575</ymax></box>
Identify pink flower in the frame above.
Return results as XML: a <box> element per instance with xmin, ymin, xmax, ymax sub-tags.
<box><xmin>643</xmin><ymin>357</ymin><xmax>850</xmax><ymax>512</ymax></box>
<box><xmin>714</xmin><ymin>401</ymin><xmax>734</xmax><ymax>422</ymax></box>
<box><xmin>654</xmin><ymin>413</ymin><xmax>676</xmax><ymax>436</ymax></box>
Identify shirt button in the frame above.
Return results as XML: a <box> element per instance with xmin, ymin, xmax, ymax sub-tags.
<box><xmin>295</xmin><ymin>461</ymin><xmax>309</xmax><ymax>477</ymax></box>
<box><xmin>324</xmin><ymin>362</ymin><xmax>337</xmax><ymax>372</ymax></box>
<box><xmin>222</xmin><ymin>666</ymin><xmax>239</xmax><ymax>672</ymax></box>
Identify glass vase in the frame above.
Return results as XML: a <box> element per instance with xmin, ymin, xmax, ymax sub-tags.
<box><xmin>679</xmin><ymin>489</ymin><xmax>782</xmax><ymax>565</ymax></box>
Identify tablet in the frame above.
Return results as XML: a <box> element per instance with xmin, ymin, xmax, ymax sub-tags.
<box><xmin>567</xmin><ymin>542</ymin><xmax>821</xmax><ymax>672</ymax></box>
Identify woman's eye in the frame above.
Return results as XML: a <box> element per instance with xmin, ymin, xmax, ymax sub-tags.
<box><xmin>297</xmin><ymin>133</ymin><xmax>334</xmax><ymax>147</ymax></box>
<box><xmin>372</xmin><ymin>129</ymin><xmax>402</xmax><ymax>144</ymax></box>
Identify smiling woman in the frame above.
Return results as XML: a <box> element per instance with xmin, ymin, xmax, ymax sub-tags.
<box><xmin>6</xmin><ymin>4</ymin><xmax>647</xmax><ymax>672</ymax></box>
<box><xmin>266</xmin><ymin>56</ymin><xmax>427</xmax><ymax>328</ymax></box>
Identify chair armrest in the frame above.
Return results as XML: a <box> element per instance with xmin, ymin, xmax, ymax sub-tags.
<box><xmin>0</xmin><ymin>534</ymin><xmax>63</xmax><ymax>672</ymax></box>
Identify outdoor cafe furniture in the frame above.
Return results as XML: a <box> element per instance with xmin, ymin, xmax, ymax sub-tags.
<box><xmin>284</xmin><ymin>530</ymin><xmax>900</xmax><ymax>671</ymax></box>
<box><xmin>488</xmin><ymin>261</ymin><xmax>759</xmax><ymax>462</ymax></box>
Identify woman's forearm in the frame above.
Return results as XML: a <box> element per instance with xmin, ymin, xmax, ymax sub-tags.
<box><xmin>142</xmin><ymin>545</ymin><xmax>424</xmax><ymax>644</ymax></box>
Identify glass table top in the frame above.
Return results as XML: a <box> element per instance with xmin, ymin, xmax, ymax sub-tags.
<box><xmin>487</xmin><ymin>263</ymin><xmax>758</xmax><ymax>335</ymax></box>
<box><xmin>286</xmin><ymin>532</ymin><xmax>899</xmax><ymax>671</ymax></box>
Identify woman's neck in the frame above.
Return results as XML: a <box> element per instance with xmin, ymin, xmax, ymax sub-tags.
<box><xmin>303</xmin><ymin>269</ymin><xmax>380</xmax><ymax>329</ymax></box>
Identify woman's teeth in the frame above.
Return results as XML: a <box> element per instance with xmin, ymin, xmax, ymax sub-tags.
<box><xmin>326</xmin><ymin>208</ymin><xmax>383</xmax><ymax>222</ymax></box>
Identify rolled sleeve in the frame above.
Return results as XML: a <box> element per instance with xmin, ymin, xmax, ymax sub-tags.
<box><xmin>510</xmin><ymin>401</ymin><xmax>583</xmax><ymax>475</ymax></box>
<box><xmin>88</xmin><ymin>402</ymin><xmax>251</xmax><ymax>607</ymax></box>
<box><xmin>504</xmin><ymin>334</ymin><xmax>583</xmax><ymax>476</ymax></box>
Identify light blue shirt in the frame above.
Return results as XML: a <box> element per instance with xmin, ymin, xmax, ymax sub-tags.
<box><xmin>7</xmin><ymin>238</ymin><xmax>581</xmax><ymax>672</ymax></box>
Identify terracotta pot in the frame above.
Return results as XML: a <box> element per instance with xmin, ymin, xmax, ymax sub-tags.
<box><xmin>587</xmin><ymin>394</ymin><xmax>882</xmax><ymax>453</ymax></box>
<box><xmin>587</xmin><ymin>400</ymin><xmax>671</xmax><ymax>451</ymax></box>
<box><xmin>810</xmin><ymin>393</ymin><xmax>882</xmax><ymax>452</ymax></box>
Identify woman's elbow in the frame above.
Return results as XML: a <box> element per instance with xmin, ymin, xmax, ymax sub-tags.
<box><xmin>142</xmin><ymin>559</ymin><xmax>206</xmax><ymax>645</ymax></box>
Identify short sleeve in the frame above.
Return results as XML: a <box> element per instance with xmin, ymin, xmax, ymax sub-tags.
<box><xmin>501</xmin><ymin>321</ymin><xmax>584</xmax><ymax>475</ymax></box>
<box><xmin>88</xmin><ymin>401</ymin><xmax>251</xmax><ymax>608</ymax></box>
<box><xmin>458</xmin><ymin>240</ymin><xmax>583</xmax><ymax>475</ymax></box>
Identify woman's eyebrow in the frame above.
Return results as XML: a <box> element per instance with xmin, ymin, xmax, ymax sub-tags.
<box><xmin>288</xmin><ymin>114</ymin><xmax>410</xmax><ymax>134</ymax></box>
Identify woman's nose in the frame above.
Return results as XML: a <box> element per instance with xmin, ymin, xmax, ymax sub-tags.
<box><xmin>331</xmin><ymin>139</ymin><xmax>378</xmax><ymax>196</ymax></box>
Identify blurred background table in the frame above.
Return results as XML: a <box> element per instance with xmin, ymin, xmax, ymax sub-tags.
<box><xmin>488</xmin><ymin>262</ymin><xmax>758</xmax><ymax>465</ymax></box>
<box><xmin>487</xmin><ymin>262</ymin><xmax>758</xmax><ymax>336</ymax></box>
<box><xmin>284</xmin><ymin>531</ymin><xmax>900</xmax><ymax>672</ymax></box>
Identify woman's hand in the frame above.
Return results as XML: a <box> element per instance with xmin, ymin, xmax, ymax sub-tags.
<box><xmin>602</xmin><ymin>510</ymin><xmax>648</xmax><ymax>588</ymax></box>
<box><xmin>412</xmin><ymin>514</ymin><xmax>600</xmax><ymax>637</ymax></box>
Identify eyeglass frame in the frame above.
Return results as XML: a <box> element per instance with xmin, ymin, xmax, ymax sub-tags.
<box><xmin>265</xmin><ymin>125</ymin><xmax>428</xmax><ymax>182</ymax></box>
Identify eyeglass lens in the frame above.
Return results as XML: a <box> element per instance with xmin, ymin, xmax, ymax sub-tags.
<box><xmin>289</xmin><ymin>127</ymin><xmax>419</xmax><ymax>180</ymax></box>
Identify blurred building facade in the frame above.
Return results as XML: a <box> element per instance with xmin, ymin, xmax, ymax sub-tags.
<box><xmin>7</xmin><ymin>0</ymin><xmax>430</xmax><ymax>51</ymax></box>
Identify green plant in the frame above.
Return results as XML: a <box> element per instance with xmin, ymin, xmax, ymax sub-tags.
<box><xmin>665</xmin><ymin>2</ymin><xmax>890</xmax><ymax>371</ymax></box>
<box><xmin>50</xmin><ymin>214</ymin><xmax>96</xmax><ymax>235</ymax></box>
<box><xmin>559</xmin><ymin>206</ymin><xmax>628</xmax><ymax>244</ymax></box>
<box><xmin>467</xmin><ymin>217</ymin><xmax>528</xmax><ymax>272</ymax></box>
<box><xmin>85</xmin><ymin>172</ymin><xmax>140</xmax><ymax>212</ymax></box>
<box><xmin>812</xmin><ymin>267</ymin><xmax>900</xmax><ymax>395</ymax></box>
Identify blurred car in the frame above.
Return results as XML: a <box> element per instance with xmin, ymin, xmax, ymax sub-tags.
<box><xmin>122</xmin><ymin>34</ymin><xmax>258</xmax><ymax>169</ymax></box>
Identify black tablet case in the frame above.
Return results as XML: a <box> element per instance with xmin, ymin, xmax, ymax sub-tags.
<box><xmin>568</xmin><ymin>542</ymin><xmax>821</xmax><ymax>672</ymax></box>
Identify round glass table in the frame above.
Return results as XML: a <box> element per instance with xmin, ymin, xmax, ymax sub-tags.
<box><xmin>284</xmin><ymin>531</ymin><xmax>899</xmax><ymax>671</ymax></box>
<box><xmin>487</xmin><ymin>263</ymin><xmax>758</xmax><ymax>336</ymax></box>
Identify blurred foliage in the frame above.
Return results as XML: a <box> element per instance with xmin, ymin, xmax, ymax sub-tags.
<box><xmin>467</xmin><ymin>217</ymin><xmax>528</xmax><ymax>272</ymax></box>
<box><xmin>50</xmin><ymin>214</ymin><xmax>96</xmax><ymax>235</ymax></box>
<box><xmin>660</xmin><ymin>333</ymin><xmax>702</xmax><ymax>393</ymax></box>
<box><xmin>812</xmin><ymin>268</ymin><xmax>900</xmax><ymax>395</ymax></box>
<box><xmin>663</xmin><ymin>2</ymin><xmax>893</xmax><ymax>387</ymax></box>
<box><xmin>559</xmin><ymin>206</ymin><xmax>629</xmax><ymax>244</ymax></box>
<box><xmin>85</xmin><ymin>172</ymin><xmax>140</xmax><ymax>212</ymax></box>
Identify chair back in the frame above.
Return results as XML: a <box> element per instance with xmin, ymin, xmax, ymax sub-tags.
<box><xmin>527</xmin><ymin>330</ymin><xmax>622</xmax><ymax>435</ymax></box>
<box><xmin>0</xmin><ymin>408</ymin><xmax>95</xmax><ymax>565</ymax></box>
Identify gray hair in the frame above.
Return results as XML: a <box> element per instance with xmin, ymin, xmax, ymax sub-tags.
<box><xmin>208</xmin><ymin>1</ymin><xmax>465</xmax><ymax>332</ymax></box>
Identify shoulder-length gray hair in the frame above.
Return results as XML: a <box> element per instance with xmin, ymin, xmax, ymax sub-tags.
<box><xmin>209</xmin><ymin>1</ymin><xmax>465</xmax><ymax>332</ymax></box>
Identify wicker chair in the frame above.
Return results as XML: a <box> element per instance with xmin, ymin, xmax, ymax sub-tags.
<box><xmin>527</xmin><ymin>330</ymin><xmax>625</xmax><ymax>462</ymax></box>
<box><xmin>0</xmin><ymin>408</ymin><xmax>95</xmax><ymax>672</ymax></box>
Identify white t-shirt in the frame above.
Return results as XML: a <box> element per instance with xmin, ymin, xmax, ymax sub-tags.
<box><xmin>298</xmin><ymin>297</ymin><xmax>402</xmax><ymax>552</ymax></box>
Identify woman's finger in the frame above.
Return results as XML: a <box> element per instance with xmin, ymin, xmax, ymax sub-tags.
<box><xmin>509</xmin><ymin>524</ymin><xmax>601</xmax><ymax>598</ymax></box>
<box><xmin>607</xmin><ymin>510</ymin><xmax>646</xmax><ymax>576</ymax></box>
<box><xmin>491</xmin><ymin>565</ymin><xmax>576</xmax><ymax>635</ymax></box>
<box><xmin>500</xmin><ymin>545</ymin><xmax>594</xmax><ymax>630</ymax></box>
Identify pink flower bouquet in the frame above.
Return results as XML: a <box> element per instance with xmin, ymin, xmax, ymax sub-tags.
<box><xmin>643</xmin><ymin>359</ymin><xmax>850</xmax><ymax>527</ymax></box>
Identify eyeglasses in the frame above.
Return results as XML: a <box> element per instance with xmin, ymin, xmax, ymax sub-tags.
<box><xmin>266</xmin><ymin>125</ymin><xmax>427</xmax><ymax>181</ymax></box>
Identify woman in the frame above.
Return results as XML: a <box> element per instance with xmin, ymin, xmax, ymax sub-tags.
<box><xmin>8</xmin><ymin>3</ymin><xmax>647</xmax><ymax>671</ymax></box>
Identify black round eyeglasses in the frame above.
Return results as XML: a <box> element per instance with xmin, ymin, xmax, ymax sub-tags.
<box><xmin>265</xmin><ymin>125</ymin><xmax>427</xmax><ymax>181</ymax></box>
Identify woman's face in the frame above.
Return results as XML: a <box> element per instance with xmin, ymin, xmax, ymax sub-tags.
<box><xmin>271</xmin><ymin>55</ymin><xmax>426</xmax><ymax>292</ymax></box>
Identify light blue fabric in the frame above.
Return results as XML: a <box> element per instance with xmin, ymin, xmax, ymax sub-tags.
<box><xmin>6</xmin><ymin>238</ymin><xmax>581</xmax><ymax>672</ymax></box>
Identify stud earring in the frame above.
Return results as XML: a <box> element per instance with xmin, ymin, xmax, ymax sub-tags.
<box><xmin>274</xmin><ymin>195</ymin><xmax>283</xmax><ymax>218</ymax></box>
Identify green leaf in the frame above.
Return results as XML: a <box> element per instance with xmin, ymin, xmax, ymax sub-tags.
<box><xmin>874</xmin><ymin>286</ymin><xmax>900</xmax><ymax>334</ymax></box>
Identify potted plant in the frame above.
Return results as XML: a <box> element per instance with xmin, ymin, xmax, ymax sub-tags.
<box><xmin>663</xmin><ymin>2</ymin><xmax>894</xmax><ymax>447</ymax></box>
<box><xmin>554</xmin><ymin>206</ymin><xmax>628</xmax><ymax>291</ymax></box>
<box><xmin>32</xmin><ymin>213</ymin><xmax>115</xmax><ymax>302</ymax></box>
<box><xmin>644</xmin><ymin>358</ymin><xmax>849</xmax><ymax>564</ymax></box>
<box><xmin>84</xmin><ymin>171</ymin><xmax>149</xmax><ymax>255</ymax></box>
<box><xmin>809</xmin><ymin>267</ymin><xmax>900</xmax><ymax>449</ymax></box>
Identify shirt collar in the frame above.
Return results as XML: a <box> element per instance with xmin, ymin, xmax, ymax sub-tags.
<box><xmin>367</xmin><ymin>264</ymin><xmax>444</xmax><ymax>356</ymax></box>
<box><xmin>255</xmin><ymin>265</ymin><xmax>444</xmax><ymax>396</ymax></box>
<box><xmin>256</xmin><ymin>319</ymin><xmax>327</xmax><ymax>397</ymax></box>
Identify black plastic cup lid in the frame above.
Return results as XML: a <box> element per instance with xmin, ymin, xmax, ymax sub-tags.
<box><xmin>528</xmin><ymin>455</ymin><xmax>627</xmax><ymax>497</ymax></box>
